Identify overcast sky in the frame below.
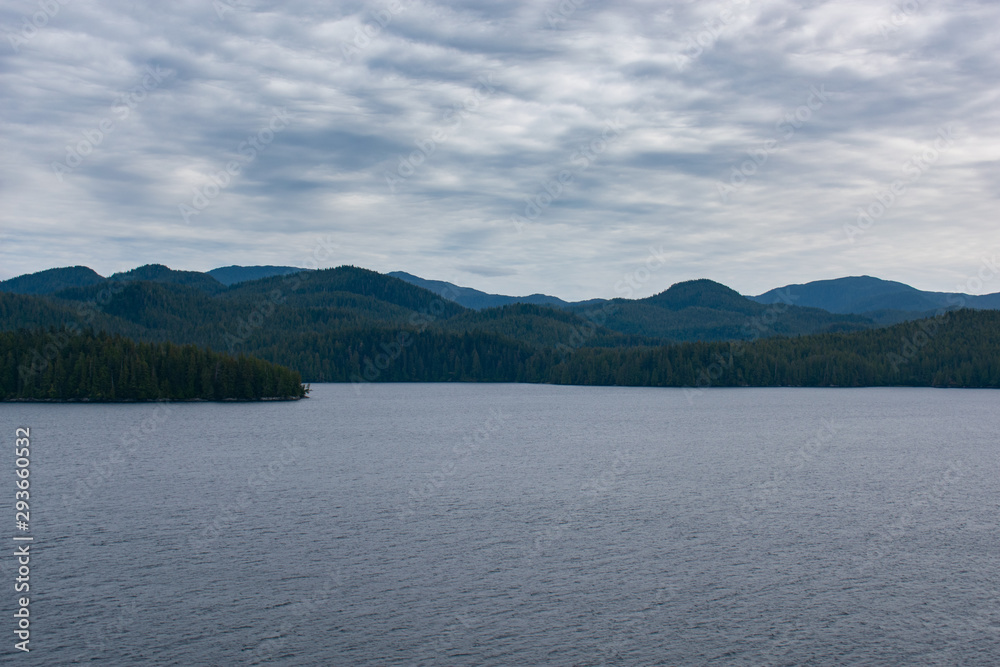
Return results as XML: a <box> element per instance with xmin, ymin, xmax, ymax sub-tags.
<box><xmin>1</xmin><ymin>0</ymin><xmax>998</xmax><ymax>300</ymax></box>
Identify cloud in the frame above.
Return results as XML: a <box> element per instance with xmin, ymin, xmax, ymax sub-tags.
<box><xmin>2</xmin><ymin>0</ymin><xmax>999</xmax><ymax>300</ymax></box>
<box><xmin>456</xmin><ymin>264</ymin><xmax>516</xmax><ymax>278</ymax></box>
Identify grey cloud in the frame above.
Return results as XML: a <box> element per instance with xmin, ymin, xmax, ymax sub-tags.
<box><xmin>1</xmin><ymin>0</ymin><xmax>998</xmax><ymax>299</ymax></box>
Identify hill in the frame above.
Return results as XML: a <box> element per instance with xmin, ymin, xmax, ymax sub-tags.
<box><xmin>575</xmin><ymin>279</ymin><xmax>875</xmax><ymax>341</ymax></box>
<box><xmin>0</xmin><ymin>267</ymin><xmax>878</xmax><ymax>370</ymax></box>
<box><xmin>539</xmin><ymin>308</ymin><xmax>1000</xmax><ymax>388</ymax></box>
<box><xmin>109</xmin><ymin>264</ymin><xmax>226</xmax><ymax>295</ymax></box>
<box><xmin>4</xmin><ymin>264</ymin><xmax>1000</xmax><ymax>388</ymax></box>
<box><xmin>752</xmin><ymin>275</ymin><xmax>1000</xmax><ymax>317</ymax></box>
<box><xmin>388</xmin><ymin>271</ymin><xmax>574</xmax><ymax>310</ymax></box>
<box><xmin>208</xmin><ymin>265</ymin><xmax>308</xmax><ymax>286</ymax></box>
<box><xmin>0</xmin><ymin>266</ymin><xmax>105</xmax><ymax>295</ymax></box>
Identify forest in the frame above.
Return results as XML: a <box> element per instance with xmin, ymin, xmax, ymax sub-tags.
<box><xmin>244</xmin><ymin>308</ymin><xmax>1000</xmax><ymax>388</ymax></box>
<box><xmin>2</xmin><ymin>264</ymin><xmax>999</xmax><ymax>393</ymax></box>
<box><xmin>1</xmin><ymin>329</ymin><xmax>307</xmax><ymax>401</ymax></box>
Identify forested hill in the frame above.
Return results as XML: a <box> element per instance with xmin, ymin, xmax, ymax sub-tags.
<box><xmin>1</xmin><ymin>330</ymin><xmax>307</xmax><ymax>401</ymax></box>
<box><xmin>537</xmin><ymin>308</ymin><xmax>1000</xmax><ymax>388</ymax></box>
<box><xmin>248</xmin><ymin>308</ymin><xmax>1000</xmax><ymax>387</ymax></box>
<box><xmin>3</xmin><ymin>264</ymin><xmax>1000</xmax><ymax>389</ymax></box>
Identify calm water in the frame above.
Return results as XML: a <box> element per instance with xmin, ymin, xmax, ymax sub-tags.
<box><xmin>2</xmin><ymin>384</ymin><xmax>998</xmax><ymax>665</ymax></box>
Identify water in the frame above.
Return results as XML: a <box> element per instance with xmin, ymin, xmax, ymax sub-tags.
<box><xmin>2</xmin><ymin>384</ymin><xmax>998</xmax><ymax>665</ymax></box>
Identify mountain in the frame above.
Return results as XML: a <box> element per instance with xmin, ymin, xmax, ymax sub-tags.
<box><xmin>5</xmin><ymin>262</ymin><xmax>1000</xmax><ymax>387</ymax></box>
<box><xmin>109</xmin><ymin>264</ymin><xmax>226</xmax><ymax>295</ymax></box>
<box><xmin>0</xmin><ymin>266</ymin><xmax>105</xmax><ymax>295</ymax></box>
<box><xmin>229</xmin><ymin>266</ymin><xmax>467</xmax><ymax>318</ymax></box>
<box><xmin>208</xmin><ymin>265</ymin><xmax>308</xmax><ymax>286</ymax></box>
<box><xmin>751</xmin><ymin>275</ymin><xmax>1000</xmax><ymax>316</ymax></box>
<box><xmin>643</xmin><ymin>279</ymin><xmax>759</xmax><ymax>312</ymax></box>
<box><xmin>388</xmin><ymin>271</ymin><xmax>575</xmax><ymax>310</ymax></box>
<box><xmin>2</xmin><ymin>265</ymin><xmax>882</xmax><ymax>351</ymax></box>
<box><xmin>572</xmin><ymin>279</ymin><xmax>875</xmax><ymax>341</ymax></box>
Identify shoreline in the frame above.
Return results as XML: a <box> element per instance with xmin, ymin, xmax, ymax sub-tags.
<box><xmin>0</xmin><ymin>395</ymin><xmax>307</xmax><ymax>403</ymax></box>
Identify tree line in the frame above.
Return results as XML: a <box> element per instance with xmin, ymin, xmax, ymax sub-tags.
<box><xmin>242</xmin><ymin>308</ymin><xmax>1000</xmax><ymax>388</ymax></box>
<box><xmin>1</xmin><ymin>329</ymin><xmax>306</xmax><ymax>401</ymax></box>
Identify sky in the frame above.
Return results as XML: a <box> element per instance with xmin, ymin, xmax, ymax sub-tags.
<box><xmin>1</xmin><ymin>0</ymin><xmax>998</xmax><ymax>301</ymax></box>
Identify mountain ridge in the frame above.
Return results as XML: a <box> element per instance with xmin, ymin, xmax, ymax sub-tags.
<box><xmin>4</xmin><ymin>263</ymin><xmax>1000</xmax><ymax>387</ymax></box>
<box><xmin>6</xmin><ymin>265</ymin><xmax>1000</xmax><ymax>317</ymax></box>
<box><xmin>751</xmin><ymin>275</ymin><xmax>1000</xmax><ymax>317</ymax></box>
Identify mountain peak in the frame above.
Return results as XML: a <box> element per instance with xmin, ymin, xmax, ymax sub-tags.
<box><xmin>109</xmin><ymin>264</ymin><xmax>225</xmax><ymax>294</ymax></box>
<box><xmin>643</xmin><ymin>279</ymin><xmax>750</xmax><ymax>311</ymax></box>
<box><xmin>207</xmin><ymin>265</ymin><xmax>308</xmax><ymax>286</ymax></box>
<box><xmin>0</xmin><ymin>266</ymin><xmax>105</xmax><ymax>295</ymax></box>
<box><xmin>752</xmin><ymin>275</ymin><xmax>940</xmax><ymax>314</ymax></box>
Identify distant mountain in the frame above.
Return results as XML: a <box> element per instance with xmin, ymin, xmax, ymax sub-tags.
<box><xmin>572</xmin><ymin>279</ymin><xmax>875</xmax><ymax>341</ymax></box>
<box><xmin>7</xmin><ymin>262</ymin><xmax>1000</xmax><ymax>387</ymax></box>
<box><xmin>751</xmin><ymin>275</ymin><xmax>1000</xmax><ymax>316</ymax></box>
<box><xmin>230</xmin><ymin>266</ymin><xmax>467</xmax><ymax>317</ymax></box>
<box><xmin>388</xmin><ymin>271</ymin><xmax>575</xmax><ymax>310</ymax></box>
<box><xmin>387</xmin><ymin>273</ymin><xmax>880</xmax><ymax>341</ymax></box>
<box><xmin>208</xmin><ymin>265</ymin><xmax>308</xmax><ymax>286</ymax></box>
<box><xmin>0</xmin><ymin>266</ymin><xmax>105</xmax><ymax>295</ymax></box>
<box><xmin>643</xmin><ymin>279</ymin><xmax>759</xmax><ymax>313</ymax></box>
<box><xmin>109</xmin><ymin>264</ymin><xmax>226</xmax><ymax>295</ymax></box>
<box><xmin>6</xmin><ymin>265</ymin><xmax>1000</xmax><ymax>388</ymax></box>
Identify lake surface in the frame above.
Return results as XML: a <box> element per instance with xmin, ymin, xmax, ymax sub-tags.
<box><xmin>3</xmin><ymin>384</ymin><xmax>999</xmax><ymax>665</ymax></box>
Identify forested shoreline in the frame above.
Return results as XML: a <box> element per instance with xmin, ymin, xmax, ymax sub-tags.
<box><xmin>252</xmin><ymin>308</ymin><xmax>1000</xmax><ymax>388</ymax></box>
<box><xmin>3</xmin><ymin>266</ymin><xmax>1000</xmax><ymax>397</ymax></box>
<box><xmin>1</xmin><ymin>330</ymin><xmax>307</xmax><ymax>402</ymax></box>
<box><xmin>5</xmin><ymin>308</ymin><xmax>999</xmax><ymax>397</ymax></box>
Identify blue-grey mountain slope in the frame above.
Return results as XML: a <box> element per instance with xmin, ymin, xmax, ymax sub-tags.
<box><xmin>751</xmin><ymin>275</ymin><xmax>1000</xmax><ymax>318</ymax></box>
<box><xmin>0</xmin><ymin>266</ymin><xmax>105</xmax><ymax>295</ymax></box>
<box><xmin>208</xmin><ymin>265</ymin><xmax>309</xmax><ymax>286</ymax></box>
<box><xmin>388</xmin><ymin>271</ymin><xmax>577</xmax><ymax>310</ymax></box>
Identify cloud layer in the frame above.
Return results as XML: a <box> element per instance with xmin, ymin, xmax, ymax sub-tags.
<box><xmin>2</xmin><ymin>0</ymin><xmax>998</xmax><ymax>299</ymax></box>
